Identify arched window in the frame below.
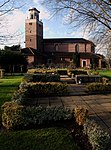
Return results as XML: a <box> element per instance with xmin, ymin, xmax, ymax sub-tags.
<box><xmin>75</xmin><ymin>44</ymin><xmax>79</xmax><ymax>52</ymax></box>
<box><xmin>55</xmin><ymin>44</ymin><xmax>59</xmax><ymax>51</ymax></box>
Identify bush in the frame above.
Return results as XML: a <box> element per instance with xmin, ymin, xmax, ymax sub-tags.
<box><xmin>12</xmin><ymin>82</ymin><xmax>68</xmax><ymax>105</ymax></box>
<box><xmin>102</xmin><ymin>77</ymin><xmax>109</xmax><ymax>84</ymax></box>
<box><xmin>74</xmin><ymin>107</ymin><xmax>88</xmax><ymax>126</ymax></box>
<box><xmin>57</xmin><ymin>69</ymin><xmax>67</xmax><ymax>75</ymax></box>
<box><xmin>1</xmin><ymin>102</ymin><xmax>24</xmax><ymax>129</ymax></box>
<box><xmin>87</xmin><ymin>83</ymin><xmax>111</xmax><ymax>93</ymax></box>
<box><xmin>2</xmin><ymin>102</ymin><xmax>73</xmax><ymax>130</ymax></box>
<box><xmin>23</xmin><ymin>73</ymin><xmax>60</xmax><ymax>82</ymax></box>
<box><xmin>27</xmin><ymin>69</ymin><xmax>57</xmax><ymax>74</ymax></box>
<box><xmin>83</xmin><ymin>119</ymin><xmax>110</xmax><ymax>150</ymax></box>
<box><xmin>67</xmin><ymin>69</ymin><xmax>87</xmax><ymax>77</ymax></box>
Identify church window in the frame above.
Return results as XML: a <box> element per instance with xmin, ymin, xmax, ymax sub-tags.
<box><xmin>75</xmin><ymin>44</ymin><xmax>79</xmax><ymax>52</ymax></box>
<box><xmin>55</xmin><ymin>44</ymin><xmax>59</xmax><ymax>51</ymax></box>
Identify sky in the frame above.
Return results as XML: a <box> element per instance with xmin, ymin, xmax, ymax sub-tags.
<box><xmin>0</xmin><ymin>0</ymin><xmax>90</xmax><ymax>49</ymax></box>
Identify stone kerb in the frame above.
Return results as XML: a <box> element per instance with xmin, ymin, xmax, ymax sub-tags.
<box><xmin>0</xmin><ymin>69</ymin><xmax>5</xmax><ymax>78</ymax></box>
<box><xmin>75</xmin><ymin>75</ymin><xmax>102</xmax><ymax>84</ymax></box>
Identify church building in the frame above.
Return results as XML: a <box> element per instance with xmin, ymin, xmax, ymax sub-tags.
<box><xmin>21</xmin><ymin>8</ymin><xmax>103</xmax><ymax>68</ymax></box>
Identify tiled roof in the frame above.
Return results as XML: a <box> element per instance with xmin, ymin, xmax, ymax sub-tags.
<box><xmin>45</xmin><ymin>52</ymin><xmax>99</xmax><ymax>59</ymax></box>
<box><xmin>79</xmin><ymin>52</ymin><xmax>99</xmax><ymax>59</ymax></box>
<box><xmin>43</xmin><ymin>38</ymin><xmax>95</xmax><ymax>45</ymax></box>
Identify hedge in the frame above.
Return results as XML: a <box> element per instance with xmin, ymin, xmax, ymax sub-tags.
<box><xmin>67</xmin><ymin>69</ymin><xmax>88</xmax><ymax>77</ymax></box>
<box><xmin>12</xmin><ymin>82</ymin><xmax>68</xmax><ymax>105</ymax></box>
<box><xmin>2</xmin><ymin>102</ymin><xmax>72</xmax><ymax>130</ymax></box>
<box><xmin>23</xmin><ymin>73</ymin><xmax>60</xmax><ymax>82</ymax></box>
<box><xmin>87</xmin><ymin>83</ymin><xmax>111</xmax><ymax>93</ymax></box>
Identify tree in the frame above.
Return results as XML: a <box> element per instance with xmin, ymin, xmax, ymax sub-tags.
<box><xmin>0</xmin><ymin>0</ymin><xmax>26</xmax><ymax>45</ymax></box>
<box><xmin>0</xmin><ymin>48</ymin><xmax>27</xmax><ymax>73</ymax></box>
<box><xmin>4</xmin><ymin>45</ymin><xmax>20</xmax><ymax>51</ymax></box>
<box><xmin>42</xmin><ymin>0</ymin><xmax>111</xmax><ymax>50</ymax></box>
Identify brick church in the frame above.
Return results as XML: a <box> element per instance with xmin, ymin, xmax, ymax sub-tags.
<box><xmin>21</xmin><ymin>8</ymin><xmax>103</xmax><ymax>68</ymax></box>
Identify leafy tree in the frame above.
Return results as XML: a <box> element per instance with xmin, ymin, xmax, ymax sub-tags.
<box><xmin>4</xmin><ymin>45</ymin><xmax>20</xmax><ymax>51</ymax></box>
<box><xmin>0</xmin><ymin>48</ymin><xmax>27</xmax><ymax>73</ymax></box>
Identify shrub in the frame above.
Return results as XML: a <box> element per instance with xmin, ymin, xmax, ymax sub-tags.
<box><xmin>12</xmin><ymin>82</ymin><xmax>68</xmax><ymax>105</ymax></box>
<box><xmin>57</xmin><ymin>69</ymin><xmax>67</xmax><ymax>75</ymax></box>
<box><xmin>87</xmin><ymin>83</ymin><xmax>111</xmax><ymax>93</ymax></box>
<box><xmin>102</xmin><ymin>77</ymin><xmax>109</xmax><ymax>84</ymax></box>
<box><xmin>67</xmin><ymin>69</ymin><xmax>87</xmax><ymax>77</ymax></box>
<box><xmin>2</xmin><ymin>102</ymin><xmax>73</xmax><ymax>130</ymax></box>
<box><xmin>23</xmin><ymin>73</ymin><xmax>60</xmax><ymax>82</ymax></box>
<box><xmin>11</xmin><ymin>88</ymin><xmax>30</xmax><ymax>105</ymax></box>
<box><xmin>1</xmin><ymin>102</ymin><xmax>24</xmax><ymax>129</ymax></box>
<box><xmin>83</xmin><ymin>119</ymin><xmax>110</xmax><ymax>150</ymax></box>
<box><xmin>22</xmin><ymin>106</ymin><xmax>73</xmax><ymax>126</ymax></box>
<box><xmin>27</xmin><ymin>69</ymin><xmax>57</xmax><ymax>74</ymax></box>
<box><xmin>74</xmin><ymin>107</ymin><xmax>88</xmax><ymax>126</ymax></box>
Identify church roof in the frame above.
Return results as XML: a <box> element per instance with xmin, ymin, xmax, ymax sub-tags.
<box><xmin>43</xmin><ymin>38</ymin><xmax>95</xmax><ymax>45</ymax></box>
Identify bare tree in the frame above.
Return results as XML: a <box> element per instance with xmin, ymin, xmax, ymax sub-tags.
<box><xmin>42</xmin><ymin>0</ymin><xmax>111</xmax><ymax>52</ymax></box>
<box><xmin>0</xmin><ymin>0</ymin><xmax>26</xmax><ymax>45</ymax></box>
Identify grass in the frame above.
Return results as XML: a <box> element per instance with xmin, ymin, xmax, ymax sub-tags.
<box><xmin>97</xmin><ymin>70</ymin><xmax>111</xmax><ymax>80</ymax></box>
<box><xmin>0</xmin><ymin>75</ymin><xmax>23</xmax><ymax>106</ymax></box>
<box><xmin>0</xmin><ymin>128</ymin><xmax>81</xmax><ymax>150</ymax></box>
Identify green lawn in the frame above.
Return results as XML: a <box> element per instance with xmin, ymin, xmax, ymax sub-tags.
<box><xmin>0</xmin><ymin>128</ymin><xmax>80</xmax><ymax>150</ymax></box>
<box><xmin>97</xmin><ymin>70</ymin><xmax>111</xmax><ymax>80</ymax></box>
<box><xmin>0</xmin><ymin>76</ymin><xmax>23</xmax><ymax>106</ymax></box>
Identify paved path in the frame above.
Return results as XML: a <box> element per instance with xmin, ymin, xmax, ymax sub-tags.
<box><xmin>38</xmin><ymin>76</ymin><xmax>111</xmax><ymax>135</ymax></box>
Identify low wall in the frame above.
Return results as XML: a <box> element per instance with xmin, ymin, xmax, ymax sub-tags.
<box><xmin>75</xmin><ymin>75</ymin><xmax>102</xmax><ymax>84</ymax></box>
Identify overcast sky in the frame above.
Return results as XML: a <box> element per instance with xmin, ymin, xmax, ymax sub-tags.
<box><xmin>0</xmin><ymin>0</ymin><xmax>89</xmax><ymax>49</ymax></box>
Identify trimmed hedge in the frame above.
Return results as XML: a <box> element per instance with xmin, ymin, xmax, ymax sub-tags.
<box><xmin>12</xmin><ymin>82</ymin><xmax>68</xmax><ymax>105</ymax></box>
<box><xmin>67</xmin><ymin>69</ymin><xmax>88</xmax><ymax>77</ymax></box>
<box><xmin>2</xmin><ymin>102</ymin><xmax>24</xmax><ymax>129</ymax></box>
<box><xmin>87</xmin><ymin>83</ymin><xmax>111</xmax><ymax>93</ymax></box>
<box><xmin>57</xmin><ymin>69</ymin><xmax>67</xmax><ymax>75</ymax></box>
<box><xmin>27</xmin><ymin>69</ymin><xmax>57</xmax><ymax>74</ymax></box>
<box><xmin>2</xmin><ymin>102</ymin><xmax>73</xmax><ymax>130</ymax></box>
<box><xmin>23</xmin><ymin>73</ymin><xmax>60</xmax><ymax>82</ymax></box>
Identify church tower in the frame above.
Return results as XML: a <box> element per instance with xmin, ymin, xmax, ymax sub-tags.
<box><xmin>25</xmin><ymin>8</ymin><xmax>43</xmax><ymax>51</ymax></box>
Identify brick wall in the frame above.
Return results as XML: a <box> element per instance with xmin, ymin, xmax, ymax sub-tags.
<box><xmin>44</xmin><ymin>43</ymin><xmax>92</xmax><ymax>53</ymax></box>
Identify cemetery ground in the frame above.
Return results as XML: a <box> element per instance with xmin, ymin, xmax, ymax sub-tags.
<box><xmin>0</xmin><ymin>71</ymin><xmax>111</xmax><ymax>149</ymax></box>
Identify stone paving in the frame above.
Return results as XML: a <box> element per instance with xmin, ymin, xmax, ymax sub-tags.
<box><xmin>38</xmin><ymin>76</ymin><xmax>111</xmax><ymax>135</ymax></box>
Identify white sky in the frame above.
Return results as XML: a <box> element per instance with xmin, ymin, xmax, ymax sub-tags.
<box><xmin>0</xmin><ymin>0</ymin><xmax>90</xmax><ymax>49</ymax></box>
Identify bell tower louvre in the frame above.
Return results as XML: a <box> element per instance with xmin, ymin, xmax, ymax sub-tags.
<box><xmin>25</xmin><ymin>8</ymin><xmax>43</xmax><ymax>51</ymax></box>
